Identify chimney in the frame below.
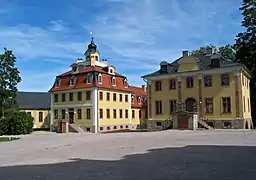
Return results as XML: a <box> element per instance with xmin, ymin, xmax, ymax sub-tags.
<box><xmin>182</xmin><ymin>50</ymin><xmax>189</xmax><ymax>57</ymax></box>
<box><xmin>206</xmin><ymin>48</ymin><xmax>214</xmax><ymax>56</ymax></box>
<box><xmin>142</xmin><ymin>85</ymin><xmax>146</xmax><ymax>92</ymax></box>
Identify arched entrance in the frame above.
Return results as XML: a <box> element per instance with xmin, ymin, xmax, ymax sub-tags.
<box><xmin>185</xmin><ymin>98</ymin><xmax>197</xmax><ymax>112</ymax></box>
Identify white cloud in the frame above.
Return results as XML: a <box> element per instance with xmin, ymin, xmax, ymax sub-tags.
<box><xmin>0</xmin><ymin>0</ymin><xmax>243</xmax><ymax>91</ymax></box>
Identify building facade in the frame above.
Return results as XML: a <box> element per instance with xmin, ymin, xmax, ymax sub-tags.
<box><xmin>49</xmin><ymin>38</ymin><xmax>147</xmax><ymax>133</ymax></box>
<box><xmin>142</xmin><ymin>49</ymin><xmax>253</xmax><ymax>130</ymax></box>
<box><xmin>14</xmin><ymin>92</ymin><xmax>51</xmax><ymax>129</ymax></box>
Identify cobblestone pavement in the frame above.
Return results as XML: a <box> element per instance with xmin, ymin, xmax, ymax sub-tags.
<box><xmin>0</xmin><ymin>130</ymin><xmax>256</xmax><ymax>180</ymax></box>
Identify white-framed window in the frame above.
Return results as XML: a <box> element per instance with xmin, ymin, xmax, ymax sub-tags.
<box><xmin>98</xmin><ymin>73</ymin><xmax>102</xmax><ymax>84</ymax></box>
<box><xmin>86</xmin><ymin>73</ymin><xmax>93</xmax><ymax>84</ymax></box>
<box><xmin>55</xmin><ymin>78</ymin><xmax>61</xmax><ymax>87</ymax></box>
<box><xmin>137</xmin><ymin>96</ymin><xmax>141</xmax><ymax>104</ymax></box>
<box><xmin>112</xmin><ymin>76</ymin><xmax>116</xmax><ymax>86</ymax></box>
<box><xmin>70</xmin><ymin>76</ymin><xmax>76</xmax><ymax>86</ymax></box>
<box><xmin>124</xmin><ymin>79</ymin><xmax>128</xmax><ymax>88</ymax></box>
<box><xmin>131</xmin><ymin>95</ymin><xmax>134</xmax><ymax>104</ymax></box>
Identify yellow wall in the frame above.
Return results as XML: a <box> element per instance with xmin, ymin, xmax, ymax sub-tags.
<box><xmin>240</xmin><ymin>74</ymin><xmax>251</xmax><ymax>119</ymax></box>
<box><xmin>53</xmin><ymin>90</ymin><xmax>93</xmax><ymax>106</ymax></box>
<box><xmin>132</xmin><ymin>107</ymin><xmax>147</xmax><ymax>125</ymax></box>
<box><xmin>150</xmin><ymin>72</ymin><xmax>241</xmax><ymax>120</ymax></box>
<box><xmin>98</xmin><ymin>89</ymin><xmax>131</xmax><ymax>126</ymax></box>
<box><xmin>52</xmin><ymin>107</ymin><xmax>92</xmax><ymax>126</ymax></box>
<box><xmin>25</xmin><ymin>109</ymin><xmax>50</xmax><ymax>129</ymax></box>
<box><xmin>178</xmin><ymin>56</ymin><xmax>200</xmax><ymax>72</ymax></box>
<box><xmin>201</xmin><ymin>72</ymin><xmax>236</xmax><ymax>119</ymax></box>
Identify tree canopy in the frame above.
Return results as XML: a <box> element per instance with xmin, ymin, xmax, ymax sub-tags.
<box><xmin>190</xmin><ymin>44</ymin><xmax>236</xmax><ymax>61</ymax></box>
<box><xmin>0</xmin><ymin>48</ymin><xmax>21</xmax><ymax>117</ymax></box>
<box><xmin>234</xmin><ymin>0</ymin><xmax>256</xmax><ymax>120</ymax></box>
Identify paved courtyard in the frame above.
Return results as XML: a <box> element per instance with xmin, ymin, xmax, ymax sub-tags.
<box><xmin>0</xmin><ymin>130</ymin><xmax>256</xmax><ymax>179</ymax></box>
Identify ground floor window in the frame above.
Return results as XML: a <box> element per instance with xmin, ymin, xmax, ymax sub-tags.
<box><xmin>223</xmin><ymin>121</ymin><xmax>232</xmax><ymax>128</ymax></box>
<box><xmin>156</xmin><ymin>121</ymin><xmax>162</xmax><ymax>126</ymax></box>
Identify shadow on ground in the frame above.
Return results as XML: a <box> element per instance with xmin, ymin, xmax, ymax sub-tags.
<box><xmin>0</xmin><ymin>145</ymin><xmax>256</xmax><ymax>180</ymax></box>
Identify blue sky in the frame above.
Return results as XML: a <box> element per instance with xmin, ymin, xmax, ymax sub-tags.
<box><xmin>0</xmin><ymin>0</ymin><xmax>243</xmax><ymax>92</ymax></box>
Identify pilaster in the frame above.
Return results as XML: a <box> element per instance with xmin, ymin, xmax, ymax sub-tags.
<box><xmin>92</xmin><ymin>88</ymin><xmax>98</xmax><ymax>133</ymax></box>
<box><xmin>233</xmin><ymin>70</ymin><xmax>240</xmax><ymax>118</ymax></box>
<box><xmin>147</xmin><ymin>80</ymin><xmax>152</xmax><ymax>119</ymax></box>
<box><xmin>198</xmin><ymin>73</ymin><xmax>203</xmax><ymax>115</ymax></box>
<box><xmin>50</xmin><ymin>93</ymin><xmax>54</xmax><ymax>131</ymax></box>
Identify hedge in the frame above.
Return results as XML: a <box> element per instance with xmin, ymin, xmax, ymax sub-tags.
<box><xmin>0</xmin><ymin>109</ymin><xmax>34</xmax><ymax>135</ymax></box>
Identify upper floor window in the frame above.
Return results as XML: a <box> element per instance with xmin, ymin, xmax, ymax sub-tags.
<box><xmin>155</xmin><ymin>81</ymin><xmax>162</xmax><ymax>91</ymax></box>
<box><xmin>99</xmin><ymin>91</ymin><xmax>103</xmax><ymax>100</ymax></box>
<box><xmin>137</xmin><ymin>97</ymin><xmax>141</xmax><ymax>104</ymax></box>
<box><xmin>77</xmin><ymin>91</ymin><xmax>82</xmax><ymax>101</ymax></box>
<box><xmin>204</xmin><ymin>75</ymin><xmax>212</xmax><ymax>87</ymax></box>
<box><xmin>221</xmin><ymin>74</ymin><xmax>230</xmax><ymax>86</ymax></box>
<box><xmin>124</xmin><ymin>79</ymin><xmax>128</xmax><ymax>88</ymax></box>
<box><xmin>222</xmin><ymin>97</ymin><xmax>231</xmax><ymax>113</ymax></box>
<box><xmin>69</xmin><ymin>93</ymin><xmax>73</xmax><ymax>101</ymax></box>
<box><xmin>86</xmin><ymin>74</ymin><xmax>93</xmax><ymax>84</ymax></box>
<box><xmin>155</xmin><ymin>100</ymin><xmax>162</xmax><ymax>115</ymax></box>
<box><xmin>119</xmin><ymin>94</ymin><xmax>123</xmax><ymax>102</ymax></box>
<box><xmin>86</xmin><ymin>91</ymin><xmax>91</xmax><ymax>101</ymax></box>
<box><xmin>95</xmin><ymin>56</ymin><xmax>99</xmax><ymax>61</ymax></box>
<box><xmin>186</xmin><ymin>76</ymin><xmax>194</xmax><ymax>88</ymax></box>
<box><xmin>169</xmin><ymin>79</ymin><xmax>176</xmax><ymax>89</ymax></box>
<box><xmin>61</xmin><ymin>93</ymin><xmax>65</xmax><ymax>102</ymax></box>
<box><xmin>107</xmin><ymin>92</ymin><xmax>110</xmax><ymax>101</ymax></box>
<box><xmin>70</xmin><ymin>76</ymin><xmax>76</xmax><ymax>86</ymax></box>
<box><xmin>125</xmin><ymin>95</ymin><xmax>128</xmax><ymax>102</ymax></box>
<box><xmin>98</xmin><ymin>74</ymin><xmax>102</xmax><ymax>84</ymax></box>
<box><xmin>112</xmin><ymin>77</ymin><xmax>116</xmax><ymax>86</ymax></box>
<box><xmin>242</xmin><ymin>75</ymin><xmax>245</xmax><ymax>86</ymax></box>
<box><xmin>55</xmin><ymin>78</ymin><xmax>61</xmax><ymax>87</ymax></box>
<box><xmin>113</xmin><ymin>93</ymin><xmax>117</xmax><ymax>101</ymax></box>
<box><xmin>54</xmin><ymin>94</ymin><xmax>58</xmax><ymax>102</ymax></box>
<box><xmin>131</xmin><ymin>95</ymin><xmax>134</xmax><ymax>104</ymax></box>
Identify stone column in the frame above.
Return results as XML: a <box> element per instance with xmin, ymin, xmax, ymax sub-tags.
<box><xmin>177</xmin><ymin>76</ymin><xmax>182</xmax><ymax>111</ymax></box>
<box><xmin>233</xmin><ymin>71</ymin><xmax>240</xmax><ymax>118</ymax></box>
<box><xmin>147</xmin><ymin>80</ymin><xmax>152</xmax><ymax>119</ymax></box>
<box><xmin>198</xmin><ymin>73</ymin><xmax>203</xmax><ymax>116</ymax></box>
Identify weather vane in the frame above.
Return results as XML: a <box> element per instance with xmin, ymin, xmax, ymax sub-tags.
<box><xmin>90</xmin><ymin>31</ymin><xmax>94</xmax><ymax>40</ymax></box>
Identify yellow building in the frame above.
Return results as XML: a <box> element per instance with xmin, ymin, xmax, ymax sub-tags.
<box><xmin>14</xmin><ymin>92</ymin><xmax>51</xmax><ymax>129</ymax></box>
<box><xmin>142</xmin><ymin>49</ymin><xmax>253</xmax><ymax>131</ymax></box>
<box><xmin>49</xmin><ymin>37</ymin><xmax>147</xmax><ymax>133</ymax></box>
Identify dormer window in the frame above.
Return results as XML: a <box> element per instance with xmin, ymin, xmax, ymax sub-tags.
<box><xmin>112</xmin><ymin>76</ymin><xmax>116</xmax><ymax>86</ymax></box>
<box><xmin>110</xmin><ymin>69</ymin><xmax>113</xmax><ymax>73</ymax></box>
<box><xmin>86</xmin><ymin>74</ymin><xmax>93</xmax><ymax>84</ymax></box>
<box><xmin>137</xmin><ymin>96</ymin><xmax>141</xmax><ymax>104</ymax></box>
<box><xmin>72</xmin><ymin>65</ymin><xmax>77</xmax><ymax>72</ymax></box>
<box><xmin>131</xmin><ymin>96</ymin><xmax>134</xmax><ymax>104</ymax></box>
<box><xmin>55</xmin><ymin>78</ymin><xmax>61</xmax><ymax>88</ymax></box>
<box><xmin>124</xmin><ymin>79</ymin><xmax>128</xmax><ymax>88</ymax></box>
<box><xmin>98</xmin><ymin>73</ymin><xmax>102</xmax><ymax>84</ymax></box>
<box><xmin>70</xmin><ymin>76</ymin><xmax>76</xmax><ymax>86</ymax></box>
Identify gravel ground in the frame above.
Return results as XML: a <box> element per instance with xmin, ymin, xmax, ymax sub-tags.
<box><xmin>0</xmin><ymin>130</ymin><xmax>256</xmax><ymax>180</ymax></box>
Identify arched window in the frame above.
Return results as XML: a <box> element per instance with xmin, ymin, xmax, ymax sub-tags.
<box><xmin>131</xmin><ymin>95</ymin><xmax>134</xmax><ymax>104</ymax></box>
<box><xmin>124</xmin><ymin>79</ymin><xmax>128</xmax><ymax>88</ymax></box>
<box><xmin>55</xmin><ymin>78</ymin><xmax>61</xmax><ymax>87</ymax></box>
<box><xmin>112</xmin><ymin>76</ymin><xmax>116</xmax><ymax>86</ymax></box>
<box><xmin>86</xmin><ymin>74</ymin><xmax>93</xmax><ymax>84</ymax></box>
<box><xmin>70</xmin><ymin>76</ymin><xmax>76</xmax><ymax>86</ymax></box>
<box><xmin>137</xmin><ymin>96</ymin><xmax>141</xmax><ymax>103</ymax></box>
<box><xmin>98</xmin><ymin>73</ymin><xmax>102</xmax><ymax>84</ymax></box>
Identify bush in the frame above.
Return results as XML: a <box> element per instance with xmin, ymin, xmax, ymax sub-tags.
<box><xmin>0</xmin><ymin>109</ymin><xmax>33</xmax><ymax>135</ymax></box>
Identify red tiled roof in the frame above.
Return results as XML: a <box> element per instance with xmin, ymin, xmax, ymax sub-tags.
<box><xmin>130</xmin><ymin>86</ymin><xmax>147</xmax><ymax>108</ymax></box>
<box><xmin>49</xmin><ymin>66</ymin><xmax>148</xmax><ymax>109</ymax></box>
<box><xmin>49</xmin><ymin>65</ymin><xmax>131</xmax><ymax>92</ymax></box>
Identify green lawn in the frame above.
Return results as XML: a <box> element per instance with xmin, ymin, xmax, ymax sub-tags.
<box><xmin>0</xmin><ymin>137</ymin><xmax>20</xmax><ymax>142</ymax></box>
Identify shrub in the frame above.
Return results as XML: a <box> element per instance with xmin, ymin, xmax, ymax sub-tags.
<box><xmin>0</xmin><ymin>109</ymin><xmax>33</xmax><ymax>135</ymax></box>
<box><xmin>0</xmin><ymin>117</ymin><xmax>8</xmax><ymax>136</ymax></box>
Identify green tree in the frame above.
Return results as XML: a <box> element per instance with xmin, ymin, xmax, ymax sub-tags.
<box><xmin>0</xmin><ymin>48</ymin><xmax>21</xmax><ymax>118</ymax></box>
<box><xmin>234</xmin><ymin>0</ymin><xmax>256</xmax><ymax>123</ymax></box>
<box><xmin>191</xmin><ymin>44</ymin><xmax>236</xmax><ymax>61</ymax></box>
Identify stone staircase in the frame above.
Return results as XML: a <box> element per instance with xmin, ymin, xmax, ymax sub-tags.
<box><xmin>162</xmin><ymin>117</ymin><xmax>173</xmax><ymax>130</ymax></box>
<box><xmin>68</xmin><ymin>124</ymin><xmax>85</xmax><ymax>133</ymax></box>
<box><xmin>198</xmin><ymin>118</ymin><xmax>213</xmax><ymax>130</ymax></box>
